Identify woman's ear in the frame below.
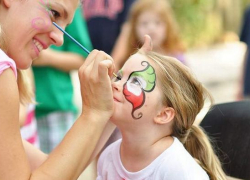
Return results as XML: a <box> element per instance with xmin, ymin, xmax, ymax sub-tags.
<box><xmin>154</xmin><ymin>107</ymin><xmax>175</xmax><ymax>125</ymax></box>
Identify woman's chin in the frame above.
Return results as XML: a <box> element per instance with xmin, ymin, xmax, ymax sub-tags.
<box><xmin>17</xmin><ymin>61</ymin><xmax>32</xmax><ymax>70</ymax></box>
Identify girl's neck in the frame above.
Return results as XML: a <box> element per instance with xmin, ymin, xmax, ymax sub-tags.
<box><xmin>120</xmin><ymin>132</ymin><xmax>173</xmax><ymax>172</ymax></box>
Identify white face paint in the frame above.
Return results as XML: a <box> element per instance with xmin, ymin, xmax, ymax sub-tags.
<box><xmin>127</xmin><ymin>76</ymin><xmax>147</xmax><ymax>96</ymax></box>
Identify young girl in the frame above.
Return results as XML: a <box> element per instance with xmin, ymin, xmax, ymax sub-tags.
<box><xmin>112</xmin><ymin>0</ymin><xmax>185</xmax><ymax>70</ymax></box>
<box><xmin>97</xmin><ymin>35</ymin><xmax>227</xmax><ymax>180</ymax></box>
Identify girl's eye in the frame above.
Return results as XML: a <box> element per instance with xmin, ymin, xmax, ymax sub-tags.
<box><xmin>114</xmin><ymin>76</ymin><xmax>122</xmax><ymax>82</ymax></box>
<box><xmin>131</xmin><ymin>77</ymin><xmax>141</xmax><ymax>87</ymax></box>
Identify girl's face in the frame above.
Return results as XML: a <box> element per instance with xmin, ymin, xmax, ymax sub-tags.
<box><xmin>3</xmin><ymin>0</ymin><xmax>78</xmax><ymax>69</ymax></box>
<box><xmin>111</xmin><ymin>53</ymin><xmax>163</xmax><ymax>126</ymax></box>
<box><xmin>136</xmin><ymin>10</ymin><xmax>167</xmax><ymax>49</ymax></box>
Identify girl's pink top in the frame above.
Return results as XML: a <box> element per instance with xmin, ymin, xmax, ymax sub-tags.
<box><xmin>0</xmin><ymin>49</ymin><xmax>17</xmax><ymax>79</ymax></box>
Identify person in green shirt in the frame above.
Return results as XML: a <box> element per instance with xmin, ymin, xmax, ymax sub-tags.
<box><xmin>32</xmin><ymin>7</ymin><xmax>93</xmax><ymax>153</ymax></box>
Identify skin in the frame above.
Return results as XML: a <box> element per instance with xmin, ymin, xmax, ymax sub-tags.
<box><xmin>0</xmin><ymin>0</ymin><xmax>116</xmax><ymax>179</ymax></box>
<box><xmin>32</xmin><ymin>48</ymin><xmax>85</xmax><ymax>72</ymax></box>
<box><xmin>110</xmin><ymin>36</ymin><xmax>176</xmax><ymax>172</ymax></box>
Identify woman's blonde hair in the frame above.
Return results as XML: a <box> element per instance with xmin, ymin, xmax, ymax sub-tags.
<box><xmin>0</xmin><ymin>25</ymin><xmax>7</xmax><ymax>52</ymax></box>
<box><xmin>17</xmin><ymin>69</ymin><xmax>34</xmax><ymax>104</ymax></box>
<box><xmin>0</xmin><ymin>25</ymin><xmax>33</xmax><ymax>104</ymax></box>
<box><xmin>140</xmin><ymin>50</ymin><xmax>227</xmax><ymax>180</ymax></box>
<box><xmin>126</xmin><ymin>0</ymin><xmax>185</xmax><ymax>58</ymax></box>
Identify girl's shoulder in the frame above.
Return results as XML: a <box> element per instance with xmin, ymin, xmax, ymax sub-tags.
<box><xmin>155</xmin><ymin>137</ymin><xmax>209</xmax><ymax>179</ymax></box>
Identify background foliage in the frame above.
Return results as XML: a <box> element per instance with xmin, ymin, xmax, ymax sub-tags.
<box><xmin>169</xmin><ymin>0</ymin><xmax>250</xmax><ymax>48</ymax></box>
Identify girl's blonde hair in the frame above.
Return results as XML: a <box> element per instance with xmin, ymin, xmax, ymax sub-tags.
<box><xmin>126</xmin><ymin>0</ymin><xmax>184</xmax><ymax>58</ymax></box>
<box><xmin>141</xmin><ymin>50</ymin><xmax>227</xmax><ymax>180</ymax></box>
<box><xmin>0</xmin><ymin>25</ymin><xmax>33</xmax><ymax>104</ymax></box>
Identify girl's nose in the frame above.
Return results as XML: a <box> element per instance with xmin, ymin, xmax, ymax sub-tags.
<box><xmin>112</xmin><ymin>81</ymin><xmax>122</xmax><ymax>92</ymax></box>
<box><xmin>49</xmin><ymin>28</ymin><xmax>64</xmax><ymax>46</ymax></box>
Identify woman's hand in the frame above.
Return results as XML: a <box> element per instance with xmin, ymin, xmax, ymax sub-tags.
<box><xmin>78</xmin><ymin>50</ymin><xmax>115</xmax><ymax>121</ymax></box>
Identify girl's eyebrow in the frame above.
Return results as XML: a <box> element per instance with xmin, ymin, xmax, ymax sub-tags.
<box><xmin>117</xmin><ymin>70</ymin><xmax>123</xmax><ymax>76</ymax></box>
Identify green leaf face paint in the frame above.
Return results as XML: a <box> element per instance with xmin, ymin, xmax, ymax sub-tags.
<box><xmin>123</xmin><ymin>61</ymin><xmax>156</xmax><ymax>119</ymax></box>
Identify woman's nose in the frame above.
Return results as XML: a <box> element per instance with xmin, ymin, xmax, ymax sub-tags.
<box><xmin>49</xmin><ymin>28</ymin><xmax>64</xmax><ymax>46</ymax></box>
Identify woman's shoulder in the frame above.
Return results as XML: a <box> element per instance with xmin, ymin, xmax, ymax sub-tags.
<box><xmin>0</xmin><ymin>49</ymin><xmax>17</xmax><ymax>79</ymax></box>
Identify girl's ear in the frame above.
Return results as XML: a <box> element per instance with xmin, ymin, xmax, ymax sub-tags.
<box><xmin>154</xmin><ymin>107</ymin><xmax>175</xmax><ymax>125</ymax></box>
<box><xmin>141</xmin><ymin>35</ymin><xmax>153</xmax><ymax>52</ymax></box>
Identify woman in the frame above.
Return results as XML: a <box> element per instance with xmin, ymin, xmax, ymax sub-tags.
<box><xmin>0</xmin><ymin>0</ymin><xmax>115</xmax><ymax>179</ymax></box>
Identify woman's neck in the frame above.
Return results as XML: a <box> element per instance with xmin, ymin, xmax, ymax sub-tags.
<box><xmin>119</xmin><ymin>130</ymin><xmax>173</xmax><ymax>172</ymax></box>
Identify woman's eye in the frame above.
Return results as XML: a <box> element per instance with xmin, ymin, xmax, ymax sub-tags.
<box><xmin>49</xmin><ymin>9</ymin><xmax>61</xmax><ymax>20</ymax></box>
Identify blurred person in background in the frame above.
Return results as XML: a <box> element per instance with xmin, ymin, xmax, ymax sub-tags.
<box><xmin>239</xmin><ymin>5</ymin><xmax>250</xmax><ymax>99</ymax></box>
<box><xmin>83</xmin><ymin>0</ymin><xmax>136</xmax><ymax>54</ymax></box>
<box><xmin>112</xmin><ymin>0</ymin><xmax>186</xmax><ymax>71</ymax></box>
<box><xmin>32</xmin><ymin>7</ymin><xmax>93</xmax><ymax>153</ymax></box>
<box><xmin>19</xmin><ymin>68</ymin><xmax>39</xmax><ymax>148</ymax></box>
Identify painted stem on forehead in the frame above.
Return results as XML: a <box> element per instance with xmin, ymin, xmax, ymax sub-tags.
<box><xmin>123</xmin><ymin>61</ymin><xmax>156</xmax><ymax>119</ymax></box>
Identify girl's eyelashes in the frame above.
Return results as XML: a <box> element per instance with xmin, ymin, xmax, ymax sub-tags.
<box><xmin>114</xmin><ymin>75</ymin><xmax>122</xmax><ymax>82</ymax></box>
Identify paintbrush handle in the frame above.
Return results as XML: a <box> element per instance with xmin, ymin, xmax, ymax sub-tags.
<box><xmin>53</xmin><ymin>22</ymin><xmax>118</xmax><ymax>78</ymax></box>
<box><xmin>53</xmin><ymin>22</ymin><xmax>90</xmax><ymax>54</ymax></box>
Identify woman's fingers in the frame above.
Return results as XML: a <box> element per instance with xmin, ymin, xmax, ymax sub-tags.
<box><xmin>98</xmin><ymin>59</ymin><xmax>114</xmax><ymax>81</ymax></box>
<box><xmin>92</xmin><ymin>51</ymin><xmax>114</xmax><ymax>78</ymax></box>
<box><xmin>78</xmin><ymin>50</ymin><xmax>115</xmax><ymax>116</ymax></box>
<box><xmin>82</xmin><ymin>49</ymin><xmax>99</xmax><ymax>67</ymax></box>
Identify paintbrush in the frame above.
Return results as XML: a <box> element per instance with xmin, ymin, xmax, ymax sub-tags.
<box><xmin>53</xmin><ymin>22</ymin><xmax>118</xmax><ymax>78</ymax></box>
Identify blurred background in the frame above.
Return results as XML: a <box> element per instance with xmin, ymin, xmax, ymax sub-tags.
<box><xmin>159</xmin><ymin>0</ymin><xmax>250</xmax><ymax>105</ymax></box>
<box><xmin>170</xmin><ymin>0</ymin><xmax>249</xmax><ymax>48</ymax></box>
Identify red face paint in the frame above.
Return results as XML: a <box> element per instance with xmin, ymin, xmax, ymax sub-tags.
<box><xmin>123</xmin><ymin>83</ymin><xmax>145</xmax><ymax>119</ymax></box>
<box><xmin>123</xmin><ymin>61</ymin><xmax>156</xmax><ymax>119</ymax></box>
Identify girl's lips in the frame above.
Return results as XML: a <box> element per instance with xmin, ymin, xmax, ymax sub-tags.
<box><xmin>113</xmin><ymin>97</ymin><xmax>120</xmax><ymax>102</ymax></box>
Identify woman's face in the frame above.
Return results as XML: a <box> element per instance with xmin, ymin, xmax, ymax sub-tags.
<box><xmin>136</xmin><ymin>10</ymin><xmax>167</xmax><ymax>49</ymax></box>
<box><xmin>2</xmin><ymin>0</ymin><xmax>78</xmax><ymax>69</ymax></box>
<box><xmin>111</xmin><ymin>53</ymin><xmax>163</xmax><ymax>126</ymax></box>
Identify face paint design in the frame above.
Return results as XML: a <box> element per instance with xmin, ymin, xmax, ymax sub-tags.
<box><xmin>123</xmin><ymin>61</ymin><xmax>156</xmax><ymax>119</ymax></box>
<box><xmin>32</xmin><ymin>0</ymin><xmax>52</xmax><ymax>30</ymax></box>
